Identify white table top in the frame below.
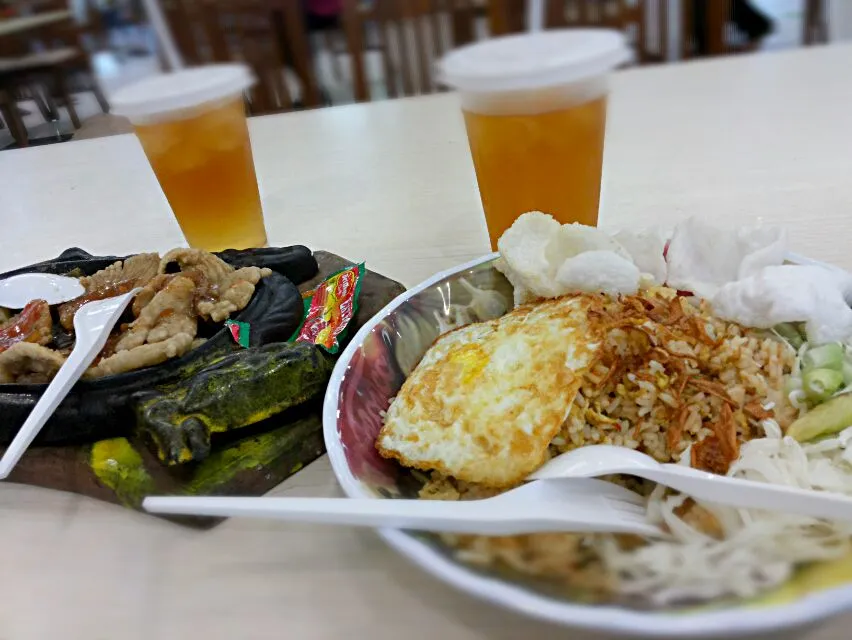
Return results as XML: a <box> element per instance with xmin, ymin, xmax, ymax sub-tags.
<box><xmin>0</xmin><ymin>10</ymin><xmax>72</xmax><ymax>38</ymax></box>
<box><xmin>1</xmin><ymin>43</ymin><xmax>852</xmax><ymax>639</ymax></box>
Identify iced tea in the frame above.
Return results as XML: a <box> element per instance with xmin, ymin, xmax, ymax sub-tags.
<box><xmin>463</xmin><ymin>95</ymin><xmax>607</xmax><ymax>248</ymax></box>
<box><xmin>134</xmin><ymin>98</ymin><xmax>267</xmax><ymax>251</ymax></box>
<box><xmin>438</xmin><ymin>30</ymin><xmax>629</xmax><ymax>249</ymax></box>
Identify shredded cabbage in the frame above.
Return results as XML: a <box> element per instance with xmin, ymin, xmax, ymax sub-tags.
<box><xmin>600</xmin><ymin>424</ymin><xmax>852</xmax><ymax>604</ymax></box>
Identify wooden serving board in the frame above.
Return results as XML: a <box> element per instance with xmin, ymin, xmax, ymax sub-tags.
<box><xmin>1</xmin><ymin>251</ymin><xmax>405</xmax><ymax>527</ymax></box>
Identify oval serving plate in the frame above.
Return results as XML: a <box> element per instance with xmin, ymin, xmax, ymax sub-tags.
<box><xmin>322</xmin><ymin>252</ymin><xmax>852</xmax><ymax>637</ymax></box>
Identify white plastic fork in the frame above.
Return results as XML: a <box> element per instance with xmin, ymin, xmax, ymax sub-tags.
<box><xmin>143</xmin><ymin>477</ymin><xmax>664</xmax><ymax>537</ymax></box>
<box><xmin>0</xmin><ymin>288</ymin><xmax>141</xmax><ymax>480</ymax></box>
<box><xmin>530</xmin><ymin>444</ymin><xmax>852</xmax><ymax>522</ymax></box>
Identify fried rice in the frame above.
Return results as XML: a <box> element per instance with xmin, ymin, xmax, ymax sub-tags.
<box><xmin>411</xmin><ymin>287</ymin><xmax>797</xmax><ymax>593</ymax></box>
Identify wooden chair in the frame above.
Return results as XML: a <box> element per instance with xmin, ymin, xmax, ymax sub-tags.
<box><xmin>1</xmin><ymin>48</ymin><xmax>89</xmax><ymax>128</ymax></box>
<box><xmin>803</xmin><ymin>0</ymin><xmax>828</xmax><ymax>46</ymax></box>
<box><xmin>35</xmin><ymin>16</ymin><xmax>110</xmax><ymax>127</ymax></box>
<box><xmin>486</xmin><ymin>0</ymin><xmax>525</xmax><ymax>34</ymax></box>
<box><xmin>78</xmin><ymin>0</ymin><xmax>110</xmax><ymax>53</ymax></box>
<box><xmin>0</xmin><ymin>32</ymin><xmax>33</xmax><ymax>146</ymax></box>
<box><xmin>0</xmin><ymin>85</ymin><xmax>30</xmax><ymax>146</ymax></box>
<box><xmin>489</xmin><ymin>0</ymin><xmax>668</xmax><ymax>64</ymax></box>
<box><xmin>340</xmin><ymin>0</ymin><xmax>481</xmax><ymax>102</ymax></box>
<box><xmin>158</xmin><ymin>0</ymin><xmax>205</xmax><ymax>65</ymax></box>
<box><xmin>681</xmin><ymin>0</ymin><xmax>725</xmax><ymax>58</ymax></box>
<box><xmin>0</xmin><ymin>9</ymin><xmax>108</xmax><ymax>132</ymax></box>
<box><xmin>157</xmin><ymin>0</ymin><xmax>320</xmax><ymax>114</ymax></box>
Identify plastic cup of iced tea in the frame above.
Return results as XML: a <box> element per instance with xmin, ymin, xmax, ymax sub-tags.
<box><xmin>111</xmin><ymin>65</ymin><xmax>267</xmax><ymax>251</ymax></box>
<box><xmin>439</xmin><ymin>30</ymin><xmax>630</xmax><ymax>249</ymax></box>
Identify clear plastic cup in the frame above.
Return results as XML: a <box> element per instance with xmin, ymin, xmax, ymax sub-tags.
<box><xmin>111</xmin><ymin>65</ymin><xmax>267</xmax><ymax>251</ymax></box>
<box><xmin>439</xmin><ymin>30</ymin><xmax>630</xmax><ymax>249</ymax></box>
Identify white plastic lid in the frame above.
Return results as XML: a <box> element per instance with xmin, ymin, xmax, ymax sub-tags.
<box><xmin>438</xmin><ymin>29</ymin><xmax>630</xmax><ymax>93</ymax></box>
<box><xmin>110</xmin><ymin>64</ymin><xmax>254</xmax><ymax>121</ymax></box>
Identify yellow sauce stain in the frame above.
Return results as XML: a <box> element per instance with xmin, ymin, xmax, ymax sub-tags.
<box><xmin>173</xmin><ymin>406</ymin><xmax>279</xmax><ymax>437</ymax></box>
<box><xmin>185</xmin><ymin>415</ymin><xmax>321</xmax><ymax>494</ymax></box>
<box><xmin>676</xmin><ymin>552</ymin><xmax>852</xmax><ymax>615</ymax></box>
<box><xmin>233</xmin><ymin>407</ymin><xmax>280</xmax><ymax>431</ymax></box>
<box><xmin>90</xmin><ymin>438</ymin><xmax>155</xmax><ymax>507</ymax></box>
<box><xmin>748</xmin><ymin>552</ymin><xmax>852</xmax><ymax>608</ymax></box>
<box><xmin>199</xmin><ymin>408</ymin><xmax>278</xmax><ymax>435</ymax></box>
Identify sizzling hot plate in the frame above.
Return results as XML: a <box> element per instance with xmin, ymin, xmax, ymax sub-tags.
<box><xmin>0</xmin><ymin>246</ymin><xmax>317</xmax><ymax>446</ymax></box>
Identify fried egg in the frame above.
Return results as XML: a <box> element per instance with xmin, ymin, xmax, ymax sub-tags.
<box><xmin>376</xmin><ymin>295</ymin><xmax>603</xmax><ymax>488</ymax></box>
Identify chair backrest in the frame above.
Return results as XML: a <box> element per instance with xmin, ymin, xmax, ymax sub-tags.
<box><xmin>487</xmin><ymin>0</ymin><xmax>525</xmax><ymax>34</ymax></box>
<box><xmin>0</xmin><ymin>0</ymin><xmax>81</xmax><ymax>53</ymax></box>
<box><xmin>340</xmin><ymin>0</ymin><xmax>480</xmax><ymax>102</ymax></box>
<box><xmin>680</xmin><ymin>0</ymin><xmax>726</xmax><ymax>58</ymax></box>
<box><xmin>489</xmin><ymin>0</ymin><xmax>667</xmax><ymax>64</ymax></box>
<box><xmin>158</xmin><ymin>0</ymin><xmax>205</xmax><ymax>65</ymax></box>
<box><xmin>681</xmin><ymin>0</ymin><xmax>776</xmax><ymax>59</ymax></box>
<box><xmin>78</xmin><ymin>0</ymin><xmax>109</xmax><ymax>48</ymax></box>
<box><xmin>157</xmin><ymin>0</ymin><xmax>321</xmax><ymax>114</ymax></box>
<box><xmin>803</xmin><ymin>0</ymin><xmax>828</xmax><ymax>45</ymax></box>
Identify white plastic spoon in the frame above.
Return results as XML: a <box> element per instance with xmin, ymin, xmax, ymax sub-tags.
<box><xmin>0</xmin><ymin>273</ymin><xmax>84</xmax><ymax>308</ymax></box>
<box><xmin>529</xmin><ymin>444</ymin><xmax>852</xmax><ymax>522</ymax></box>
<box><xmin>0</xmin><ymin>288</ymin><xmax>141</xmax><ymax>480</ymax></box>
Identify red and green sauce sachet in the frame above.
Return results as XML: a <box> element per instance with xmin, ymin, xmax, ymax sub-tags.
<box><xmin>291</xmin><ymin>263</ymin><xmax>364</xmax><ymax>354</ymax></box>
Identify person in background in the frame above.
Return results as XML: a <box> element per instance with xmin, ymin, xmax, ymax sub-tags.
<box><xmin>692</xmin><ymin>0</ymin><xmax>774</xmax><ymax>55</ymax></box>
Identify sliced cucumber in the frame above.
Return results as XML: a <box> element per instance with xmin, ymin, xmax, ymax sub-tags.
<box><xmin>803</xmin><ymin>368</ymin><xmax>844</xmax><ymax>404</ymax></box>
<box><xmin>787</xmin><ymin>393</ymin><xmax>852</xmax><ymax>442</ymax></box>
<box><xmin>803</xmin><ymin>343</ymin><xmax>844</xmax><ymax>372</ymax></box>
